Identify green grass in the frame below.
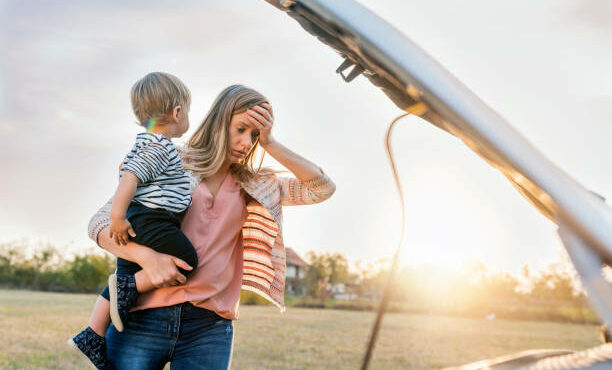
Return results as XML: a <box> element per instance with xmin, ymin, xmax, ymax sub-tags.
<box><xmin>0</xmin><ymin>289</ymin><xmax>603</xmax><ymax>369</ymax></box>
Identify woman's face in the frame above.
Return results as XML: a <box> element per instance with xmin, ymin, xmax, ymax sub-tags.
<box><xmin>228</xmin><ymin>111</ymin><xmax>259</xmax><ymax>163</ymax></box>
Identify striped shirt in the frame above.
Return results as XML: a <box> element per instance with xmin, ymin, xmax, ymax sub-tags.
<box><xmin>120</xmin><ymin>132</ymin><xmax>191</xmax><ymax>213</ymax></box>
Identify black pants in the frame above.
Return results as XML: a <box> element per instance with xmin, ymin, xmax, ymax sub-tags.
<box><xmin>100</xmin><ymin>202</ymin><xmax>197</xmax><ymax>300</ymax></box>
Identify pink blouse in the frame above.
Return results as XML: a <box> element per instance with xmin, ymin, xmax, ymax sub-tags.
<box><xmin>131</xmin><ymin>172</ymin><xmax>247</xmax><ymax>320</ymax></box>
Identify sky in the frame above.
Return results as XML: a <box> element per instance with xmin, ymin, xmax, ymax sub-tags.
<box><xmin>1</xmin><ymin>0</ymin><xmax>611</xmax><ymax>274</ymax></box>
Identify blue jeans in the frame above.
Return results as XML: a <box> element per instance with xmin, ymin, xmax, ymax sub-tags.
<box><xmin>106</xmin><ymin>302</ymin><xmax>234</xmax><ymax>369</ymax></box>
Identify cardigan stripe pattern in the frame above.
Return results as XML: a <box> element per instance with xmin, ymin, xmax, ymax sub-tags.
<box><xmin>88</xmin><ymin>167</ymin><xmax>336</xmax><ymax>311</ymax></box>
<box><xmin>238</xmin><ymin>170</ymin><xmax>337</xmax><ymax>310</ymax></box>
<box><xmin>240</xmin><ymin>202</ymin><xmax>284</xmax><ymax>308</ymax></box>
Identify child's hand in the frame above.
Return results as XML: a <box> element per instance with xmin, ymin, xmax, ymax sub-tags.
<box><xmin>109</xmin><ymin>218</ymin><xmax>136</xmax><ymax>246</ymax></box>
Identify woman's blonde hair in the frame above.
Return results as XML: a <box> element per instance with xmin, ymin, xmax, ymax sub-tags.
<box><xmin>130</xmin><ymin>72</ymin><xmax>191</xmax><ymax>126</ymax></box>
<box><xmin>182</xmin><ymin>84</ymin><xmax>276</xmax><ymax>183</ymax></box>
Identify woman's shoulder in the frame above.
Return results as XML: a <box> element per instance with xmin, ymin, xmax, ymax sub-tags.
<box><xmin>237</xmin><ymin>167</ymin><xmax>284</xmax><ymax>197</ymax></box>
<box><xmin>247</xmin><ymin>167</ymin><xmax>286</xmax><ymax>186</ymax></box>
<box><xmin>176</xmin><ymin>144</ymin><xmax>185</xmax><ymax>157</ymax></box>
<box><xmin>185</xmin><ymin>170</ymin><xmax>201</xmax><ymax>193</ymax></box>
<box><xmin>255</xmin><ymin>167</ymin><xmax>283</xmax><ymax>178</ymax></box>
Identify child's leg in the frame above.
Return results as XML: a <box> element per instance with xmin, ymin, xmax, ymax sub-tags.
<box><xmin>130</xmin><ymin>225</ymin><xmax>197</xmax><ymax>294</ymax></box>
<box><xmin>111</xmin><ymin>259</ymin><xmax>174</xmax><ymax>298</ymax></box>
<box><xmin>109</xmin><ymin>204</ymin><xmax>198</xmax><ymax>332</ymax></box>
<box><xmin>122</xmin><ymin>205</ymin><xmax>198</xmax><ymax>295</ymax></box>
<box><xmin>108</xmin><ymin>229</ymin><xmax>196</xmax><ymax>332</ymax></box>
<box><xmin>123</xmin><ymin>204</ymin><xmax>198</xmax><ymax>283</ymax></box>
<box><xmin>68</xmin><ymin>294</ymin><xmax>112</xmax><ymax>369</ymax></box>
<box><xmin>88</xmin><ymin>295</ymin><xmax>111</xmax><ymax>337</ymax></box>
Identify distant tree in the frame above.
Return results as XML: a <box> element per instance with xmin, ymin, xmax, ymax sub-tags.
<box><xmin>0</xmin><ymin>242</ymin><xmax>114</xmax><ymax>292</ymax></box>
<box><xmin>352</xmin><ymin>258</ymin><xmax>392</xmax><ymax>301</ymax></box>
<box><xmin>531</xmin><ymin>262</ymin><xmax>583</xmax><ymax>302</ymax></box>
<box><xmin>304</xmin><ymin>251</ymin><xmax>349</xmax><ymax>302</ymax></box>
<box><xmin>68</xmin><ymin>254</ymin><xmax>115</xmax><ymax>292</ymax></box>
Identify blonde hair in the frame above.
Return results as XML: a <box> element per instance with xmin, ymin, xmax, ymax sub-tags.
<box><xmin>182</xmin><ymin>84</ymin><xmax>277</xmax><ymax>184</ymax></box>
<box><xmin>130</xmin><ymin>72</ymin><xmax>191</xmax><ymax>126</ymax></box>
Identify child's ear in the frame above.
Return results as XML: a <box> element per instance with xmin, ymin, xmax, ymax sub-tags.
<box><xmin>172</xmin><ymin>106</ymin><xmax>181</xmax><ymax>122</ymax></box>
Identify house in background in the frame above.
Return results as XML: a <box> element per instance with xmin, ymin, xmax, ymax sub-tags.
<box><xmin>328</xmin><ymin>282</ymin><xmax>359</xmax><ymax>301</ymax></box>
<box><xmin>285</xmin><ymin>247</ymin><xmax>307</xmax><ymax>296</ymax></box>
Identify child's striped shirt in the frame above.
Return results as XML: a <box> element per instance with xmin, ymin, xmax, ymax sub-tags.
<box><xmin>120</xmin><ymin>132</ymin><xmax>191</xmax><ymax>213</ymax></box>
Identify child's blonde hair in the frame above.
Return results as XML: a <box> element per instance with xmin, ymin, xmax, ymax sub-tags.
<box><xmin>130</xmin><ymin>72</ymin><xmax>191</xmax><ymax>126</ymax></box>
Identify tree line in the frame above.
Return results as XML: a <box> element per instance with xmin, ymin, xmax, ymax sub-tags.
<box><xmin>0</xmin><ymin>241</ymin><xmax>601</xmax><ymax>323</ymax></box>
<box><xmin>299</xmin><ymin>250</ymin><xmax>598</xmax><ymax>323</ymax></box>
<box><xmin>0</xmin><ymin>242</ymin><xmax>114</xmax><ymax>293</ymax></box>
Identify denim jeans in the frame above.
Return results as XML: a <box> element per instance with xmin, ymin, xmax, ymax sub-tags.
<box><xmin>106</xmin><ymin>302</ymin><xmax>234</xmax><ymax>369</ymax></box>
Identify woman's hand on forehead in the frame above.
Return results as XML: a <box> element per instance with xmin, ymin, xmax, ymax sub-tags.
<box><xmin>247</xmin><ymin>103</ymin><xmax>275</xmax><ymax>146</ymax></box>
<box><xmin>260</xmin><ymin>103</ymin><xmax>273</xmax><ymax>117</ymax></box>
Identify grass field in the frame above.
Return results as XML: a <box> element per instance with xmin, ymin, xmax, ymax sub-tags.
<box><xmin>0</xmin><ymin>289</ymin><xmax>603</xmax><ymax>369</ymax></box>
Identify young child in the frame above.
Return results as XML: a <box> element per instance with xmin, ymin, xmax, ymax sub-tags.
<box><xmin>69</xmin><ymin>72</ymin><xmax>198</xmax><ymax>369</ymax></box>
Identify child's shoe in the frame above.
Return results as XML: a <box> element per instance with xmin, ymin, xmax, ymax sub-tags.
<box><xmin>108</xmin><ymin>273</ymin><xmax>138</xmax><ymax>332</ymax></box>
<box><xmin>68</xmin><ymin>327</ymin><xmax>113</xmax><ymax>369</ymax></box>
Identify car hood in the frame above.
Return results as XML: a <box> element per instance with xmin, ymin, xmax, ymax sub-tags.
<box><xmin>264</xmin><ymin>0</ymin><xmax>612</xmax><ymax>337</ymax></box>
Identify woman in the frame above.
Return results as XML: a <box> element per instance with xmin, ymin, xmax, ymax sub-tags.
<box><xmin>87</xmin><ymin>84</ymin><xmax>336</xmax><ymax>369</ymax></box>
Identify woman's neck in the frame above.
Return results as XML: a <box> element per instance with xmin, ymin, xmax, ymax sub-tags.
<box><xmin>210</xmin><ymin>160</ymin><xmax>231</xmax><ymax>180</ymax></box>
<box><xmin>220</xmin><ymin>158</ymin><xmax>232</xmax><ymax>174</ymax></box>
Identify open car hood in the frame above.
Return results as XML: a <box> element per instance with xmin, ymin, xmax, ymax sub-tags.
<box><xmin>264</xmin><ymin>0</ymin><xmax>612</xmax><ymax>368</ymax></box>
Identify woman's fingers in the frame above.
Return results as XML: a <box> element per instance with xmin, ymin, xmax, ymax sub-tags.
<box><xmin>169</xmin><ymin>257</ymin><xmax>189</xmax><ymax>285</ymax></box>
<box><xmin>144</xmin><ymin>253</ymin><xmax>189</xmax><ymax>287</ymax></box>
<box><xmin>247</xmin><ymin>105</ymin><xmax>275</xmax><ymax>146</ymax></box>
<box><xmin>171</xmin><ymin>256</ymin><xmax>193</xmax><ymax>271</ymax></box>
<box><xmin>247</xmin><ymin>117</ymin><xmax>266</xmax><ymax>136</ymax></box>
<box><xmin>164</xmin><ymin>273</ymin><xmax>186</xmax><ymax>286</ymax></box>
<box><xmin>251</xmin><ymin>105</ymin><xmax>272</xmax><ymax>121</ymax></box>
<box><xmin>247</xmin><ymin>109</ymin><xmax>267</xmax><ymax>128</ymax></box>
<box><xmin>261</xmin><ymin>103</ymin><xmax>273</xmax><ymax>118</ymax></box>
<box><xmin>249</xmin><ymin>105</ymin><xmax>274</xmax><ymax>127</ymax></box>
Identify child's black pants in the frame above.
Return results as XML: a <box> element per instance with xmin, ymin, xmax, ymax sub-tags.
<box><xmin>100</xmin><ymin>202</ymin><xmax>197</xmax><ymax>300</ymax></box>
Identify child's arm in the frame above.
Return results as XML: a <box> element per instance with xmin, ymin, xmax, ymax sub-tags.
<box><xmin>109</xmin><ymin>172</ymin><xmax>138</xmax><ymax>245</ymax></box>
<box><xmin>110</xmin><ymin>137</ymin><xmax>169</xmax><ymax>245</ymax></box>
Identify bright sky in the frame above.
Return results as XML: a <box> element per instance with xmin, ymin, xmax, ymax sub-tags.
<box><xmin>1</xmin><ymin>0</ymin><xmax>611</xmax><ymax>274</ymax></box>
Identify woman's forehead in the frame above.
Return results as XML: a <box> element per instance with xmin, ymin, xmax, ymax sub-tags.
<box><xmin>232</xmin><ymin>112</ymin><xmax>254</xmax><ymax>128</ymax></box>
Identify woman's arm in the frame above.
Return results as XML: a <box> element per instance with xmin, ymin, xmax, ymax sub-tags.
<box><xmin>97</xmin><ymin>227</ymin><xmax>191</xmax><ymax>287</ymax></box>
<box><xmin>248</xmin><ymin>103</ymin><xmax>322</xmax><ymax>182</ymax></box>
<box><xmin>247</xmin><ymin>103</ymin><xmax>336</xmax><ymax>205</ymax></box>
<box><xmin>277</xmin><ymin>170</ymin><xmax>336</xmax><ymax>206</ymax></box>
<box><xmin>88</xmin><ymin>197</ymin><xmax>191</xmax><ymax>287</ymax></box>
<box><xmin>263</xmin><ymin>140</ymin><xmax>323</xmax><ymax>181</ymax></box>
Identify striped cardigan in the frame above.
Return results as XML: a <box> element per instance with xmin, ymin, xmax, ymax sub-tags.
<box><xmin>87</xmin><ymin>168</ymin><xmax>336</xmax><ymax>311</ymax></box>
